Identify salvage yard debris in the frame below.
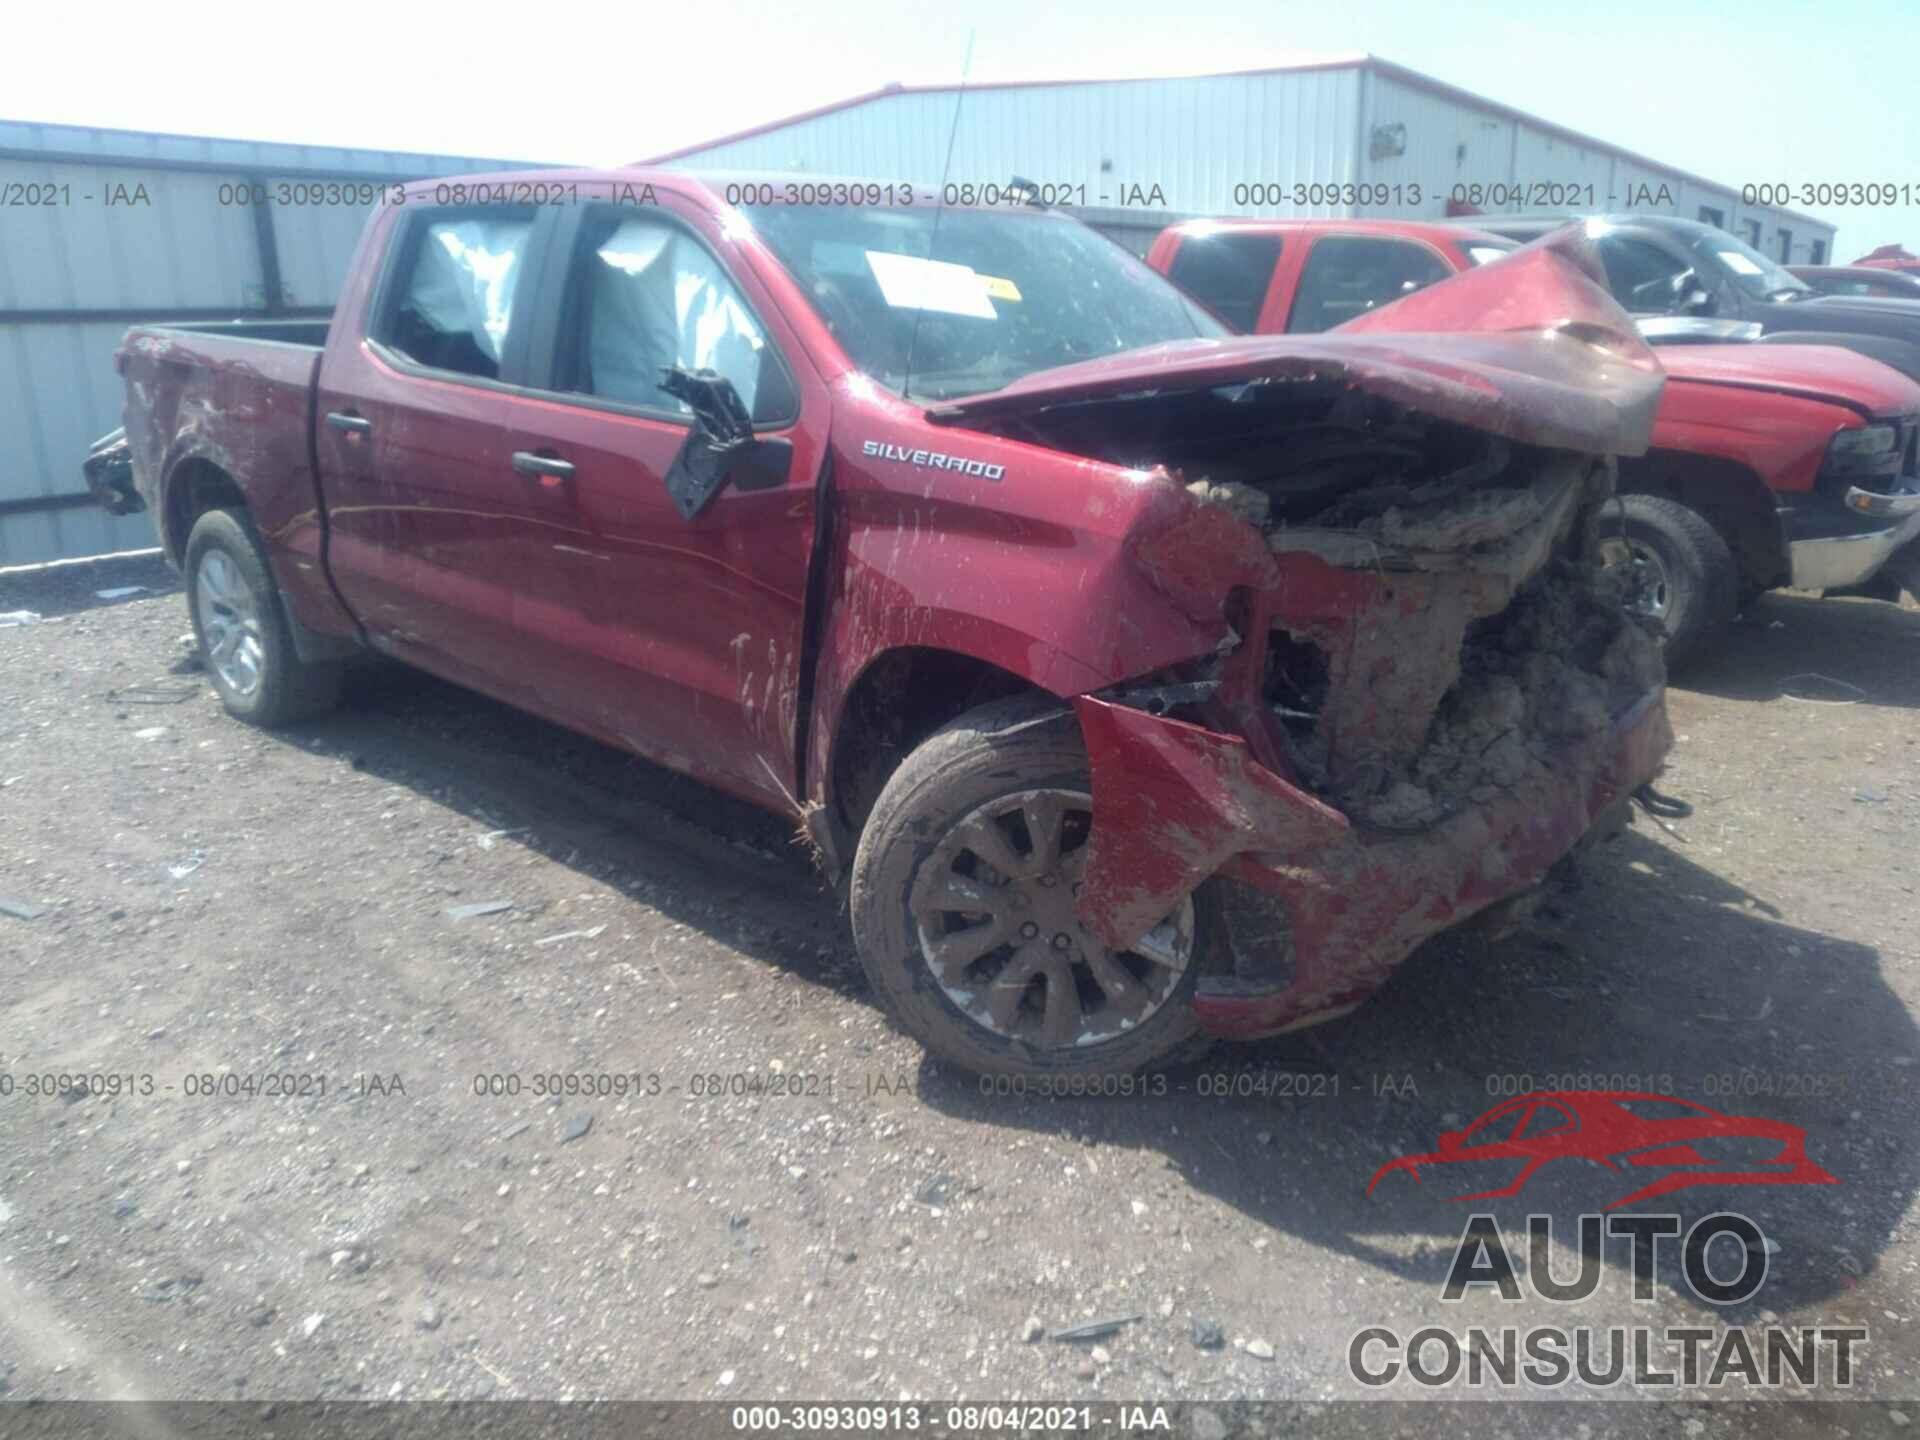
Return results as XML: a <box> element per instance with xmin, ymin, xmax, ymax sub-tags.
<box><xmin>445</xmin><ymin>900</ymin><xmax>515</xmax><ymax>921</ymax></box>
<box><xmin>1050</xmin><ymin>1314</ymin><xmax>1143</xmax><ymax>1343</ymax></box>
<box><xmin>0</xmin><ymin>898</ymin><xmax>48</xmax><ymax>921</ymax></box>
<box><xmin>107</xmin><ymin>683</ymin><xmax>198</xmax><ymax>705</ymax></box>
<box><xmin>533</xmin><ymin>924</ymin><xmax>607</xmax><ymax>947</ymax></box>
<box><xmin>1780</xmin><ymin>672</ymin><xmax>1871</xmax><ymax>705</ymax></box>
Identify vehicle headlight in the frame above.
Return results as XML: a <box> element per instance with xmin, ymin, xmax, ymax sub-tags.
<box><xmin>1826</xmin><ymin>424</ymin><xmax>1901</xmax><ymax>475</ymax></box>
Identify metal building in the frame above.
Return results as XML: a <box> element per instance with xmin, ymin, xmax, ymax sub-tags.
<box><xmin>0</xmin><ymin>120</ymin><xmax>540</xmax><ymax>566</ymax></box>
<box><xmin>645</xmin><ymin>55</ymin><xmax>1838</xmax><ymax>262</ymax></box>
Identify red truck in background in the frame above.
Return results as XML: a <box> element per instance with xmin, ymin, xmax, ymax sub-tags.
<box><xmin>1855</xmin><ymin>244</ymin><xmax>1920</xmax><ymax>274</ymax></box>
<box><xmin>1148</xmin><ymin>218</ymin><xmax>1920</xmax><ymax>668</ymax></box>
<box><xmin>105</xmin><ymin>172</ymin><xmax>1672</xmax><ymax>1079</ymax></box>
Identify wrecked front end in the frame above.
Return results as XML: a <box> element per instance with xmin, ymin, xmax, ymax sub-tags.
<box><xmin>936</xmin><ymin>236</ymin><xmax>1674</xmax><ymax>1039</ymax></box>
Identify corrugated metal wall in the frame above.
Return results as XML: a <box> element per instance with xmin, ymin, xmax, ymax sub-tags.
<box><xmin>0</xmin><ymin>120</ymin><xmax>540</xmax><ymax>566</ymax></box>
<box><xmin>662</xmin><ymin>61</ymin><xmax>1835</xmax><ymax>254</ymax></box>
<box><xmin>660</xmin><ymin>68</ymin><xmax>1365</xmax><ymax>219</ymax></box>
<box><xmin>1358</xmin><ymin>70</ymin><xmax>1835</xmax><ymax>259</ymax></box>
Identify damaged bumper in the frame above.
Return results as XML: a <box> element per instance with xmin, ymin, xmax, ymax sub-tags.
<box><xmin>1053</xmin><ymin>233</ymin><xmax>1679</xmax><ymax>1041</ymax></box>
<box><xmin>1075</xmin><ymin>685</ymin><xmax>1669</xmax><ymax>1040</ymax></box>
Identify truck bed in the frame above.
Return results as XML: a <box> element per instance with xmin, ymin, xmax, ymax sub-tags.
<box><xmin>117</xmin><ymin>318</ymin><xmax>353</xmax><ymax>649</ymax></box>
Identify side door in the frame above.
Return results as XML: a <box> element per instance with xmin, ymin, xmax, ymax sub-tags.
<box><xmin>1281</xmin><ymin>234</ymin><xmax>1454</xmax><ymax>332</ymax></box>
<box><xmin>315</xmin><ymin>202</ymin><xmax>557</xmax><ymax>704</ymax></box>
<box><xmin>1162</xmin><ymin>230</ymin><xmax>1285</xmax><ymax>333</ymax></box>
<box><xmin>1591</xmin><ymin>230</ymin><xmax>1709</xmax><ymax>319</ymax></box>
<box><xmin>491</xmin><ymin>197</ymin><xmax>825</xmax><ymax>811</ymax></box>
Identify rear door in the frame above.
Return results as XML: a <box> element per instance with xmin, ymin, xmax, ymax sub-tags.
<box><xmin>490</xmin><ymin>196</ymin><xmax>825</xmax><ymax>810</ymax></box>
<box><xmin>1283</xmin><ymin>234</ymin><xmax>1454</xmax><ymax>332</ymax></box>
<box><xmin>315</xmin><ymin>203</ymin><xmax>556</xmax><ymax>703</ymax></box>
<box><xmin>1163</xmin><ymin>230</ymin><xmax>1285</xmax><ymax>332</ymax></box>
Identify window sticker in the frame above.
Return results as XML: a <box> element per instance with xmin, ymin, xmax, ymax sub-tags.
<box><xmin>1717</xmin><ymin>250</ymin><xmax>1764</xmax><ymax>277</ymax></box>
<box><xmin>864</xmin><ymin>251</ymin><xmax>997</xmax><ymax>319</ymax></box>
<box><xmin>979</xmin><ymin>273</ymin><xmax>1023</xmax><ymax>303</ymax></box>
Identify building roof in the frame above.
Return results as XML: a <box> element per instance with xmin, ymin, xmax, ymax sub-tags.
<box><xmin>639</xmin><ymin>55</ymin><xmax>1829</xmax><ymax>232</ymax></box>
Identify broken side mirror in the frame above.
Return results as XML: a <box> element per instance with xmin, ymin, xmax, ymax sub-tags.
<box><xmin>658</xmin><ymin>366</ymin><xmax>791</xmax><ymax>519</ymax></box>
<box><xmin>1438</xmin><ymin>1129</ymin><xmax>1467</xmax><ymax>1154</ymax></box>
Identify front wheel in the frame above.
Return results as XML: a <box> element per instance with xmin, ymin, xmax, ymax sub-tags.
<box><xmin>1601</xmin><ymin>495</ymin><xmax>1738</xmax><ymax>673</ymax></box>
<box><xmin>184</xmin><ymin>507</ymin><xmax>342</xmax><ymax>726</ymax></box>
<box><xmin>848</xmin><ymin>697</ymin><xmax>1215</xmax><ymax>1079</ymax></box>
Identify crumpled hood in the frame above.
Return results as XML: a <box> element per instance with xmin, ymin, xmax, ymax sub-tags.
<box><xmin>1659</xmin><ymin>342</ymin><xmax>1920</xmax><ymax>419</ymax></box>
<box><xmin>927</xmin><ymin>229</ymin><xmax>1665</xmax><ymax>457</ymax></box>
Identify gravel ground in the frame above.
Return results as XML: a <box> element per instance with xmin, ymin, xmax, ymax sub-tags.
<box><xmin>1</xmin><ymin>554</ymin><xmax>1917</xmax><ymax>1436</ymax></box>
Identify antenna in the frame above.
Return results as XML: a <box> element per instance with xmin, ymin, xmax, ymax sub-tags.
<box><xmin>903</xmin><ymin>28</ymin><xmax>975</xmax><ymax>403</ymax></box>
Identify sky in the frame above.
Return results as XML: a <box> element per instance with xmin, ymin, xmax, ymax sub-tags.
<box><xmin>10</xmin><ymin>0</ymin><xmax>1917</xmax><ymax>256</ymax></box>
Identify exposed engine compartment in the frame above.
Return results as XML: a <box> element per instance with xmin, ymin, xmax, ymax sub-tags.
<box><xmin>977</xmin><ymin>378</ymin><xmax>1667</xmax><ymax>837</ymax></box>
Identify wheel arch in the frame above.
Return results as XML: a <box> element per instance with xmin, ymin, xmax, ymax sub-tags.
<box><xmin>1616</xmin><ymin>449</ymin><xmax>1789</xmax><ymax>593</ymax></box>
<box><xmin>160</xmin><ymin>454</ymin><xmax>248</xmax><ymax>565</ymax></box>
<box><xmin>824</xmin><ymin>646</ymin><xmax>1056</xmax><ymax>843</ymax></box>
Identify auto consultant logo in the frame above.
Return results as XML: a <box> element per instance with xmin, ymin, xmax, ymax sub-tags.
<box><xmin>1365</xmin><ymin>1090</ymin><xmax>1838</xmax><ymax>1210</ymax></box>
<box><xmin>1351</xmin><ymin>1091</ymin><xmax>1859</xmax><ymax>1392</ymax></box>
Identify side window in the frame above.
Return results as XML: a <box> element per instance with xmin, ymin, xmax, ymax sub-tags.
<box><xmin>1462</xmin><ymin>1104</ymin><xmax>1527</xmax><ymax>1146</ymax></box>
<box><xmin>1515</xmin><ymin>1102</ymin><xmax>1577</xmax><ymax>1141</ymax></box>
<box><xmin>377</xmin><ymin>212</ymin><xmax>535</xmax><ymax>380</ymax></box>
<box><xmin>555</xmin><ymin>213</ymin><xmax>795</xmax><ymax>424</ymax></box>
<box><xmin>1286</xmin><ymin>236</ymin><xmax>1452</xmax><ymax>333</ymax></box>
<box><xmin>1166</xmin><ymin>232</ymin><xmax>1283</xmax><ymax>332</ymax></box>
<box><xmin>1596</xmin><ymin>236</ymin><xmax>1693</xmax><ymax>314</ymax></box>
<box><xmin>1613</xmin><ymin>1098</ymin><xmax>1712</xmax><ymax>1121</ymax></box>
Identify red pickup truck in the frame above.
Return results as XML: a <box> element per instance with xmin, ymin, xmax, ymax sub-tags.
<box><xmin>1148</xmin><ymin>218</ymin><xmax>1920</xmax><ymax>667</ymax></box>
<box><xmin>111</xmin><ymin>171</ymin><xmax>1671</xmax><ymax>1078</ymax></box>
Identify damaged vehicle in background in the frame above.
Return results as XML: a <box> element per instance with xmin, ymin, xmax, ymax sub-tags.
<box><xmin>103</xmin><ymin>171</ymin><xmax>1670</xmax><ymax>1078</ymax></box>
<box><xmin>1150</xmin><ymin>218</ymin><xmax>1920</xmax><ymax>667</ymax></box>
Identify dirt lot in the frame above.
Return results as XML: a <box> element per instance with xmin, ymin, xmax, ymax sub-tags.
<box><xmin>2</xmin><ymin>554</ymin><xmax>1917</xmax><ymax>1435</ymax></box>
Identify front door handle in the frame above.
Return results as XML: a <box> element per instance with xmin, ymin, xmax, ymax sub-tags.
<box><xmin>512</xmin><ymin>451</ymin><xmax>575</xmax><ymax>481</ymax></box>
<box><xmin>325</xmin><ymin>411</ymin><xmax>372</xmax><ymax>435</ymax></box>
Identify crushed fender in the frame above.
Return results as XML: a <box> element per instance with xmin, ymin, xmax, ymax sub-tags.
<box><xmin>1038</xmin><ymin>232</ymin><xmax>1678</xmax><ymax>1039</ymax></box>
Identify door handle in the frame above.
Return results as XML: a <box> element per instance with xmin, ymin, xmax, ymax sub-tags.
<box><xmin>512</xmin><ymin>451</ymin><xmax>575</xmax><ymax>480</ymax></box>
<box><xmin>325</xmin><ymin>411</ymin><xmax>373</xmax><ymax>435</ymax></box>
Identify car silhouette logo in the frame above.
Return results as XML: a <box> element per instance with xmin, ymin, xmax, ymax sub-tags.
<box><xmin>1366</xmin><ymin>1091</ymin><xmax>1838</xmax><ymax>1210</ymax></box>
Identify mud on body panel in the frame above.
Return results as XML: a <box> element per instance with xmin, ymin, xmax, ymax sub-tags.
<box><xmin>1074</xmin><ymin>440</ymin><xmax>1668</xmax><ymax>1039</ymax></box>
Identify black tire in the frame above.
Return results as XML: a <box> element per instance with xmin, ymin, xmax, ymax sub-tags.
<box><xmin>183</xmin><ymin>507</ymin><xmax>342</xmax><ymax>726</ymax></box>
<box><xmin>848</xmin><ymin>696</ymin><xmax>1215</xmax><ymax>1079</ymax></box>
<box><xmin>1613</xmin><ymin>495</ymin><xmax>1738</xmax><ymax>673</ymax></box>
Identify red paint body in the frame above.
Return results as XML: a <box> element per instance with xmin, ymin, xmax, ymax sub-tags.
<box><xmin>1855</xmin><ymin>244</ymin><xmax>1920</xmax><ymax>273</ymax></box>
<box><xmin>117</xmin><ymin>173</ymin><xmax>1675</xmax><ymax>1042</ymax></box>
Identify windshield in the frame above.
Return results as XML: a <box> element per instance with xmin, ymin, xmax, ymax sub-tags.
<box><xmin>742</xmin><ymin>204</ymin><xmax>1225</xmax><ymax>400</ymax></box>
<box><xmin>1689</xmin><ymin>230</ymin><xmax>1809</xmax><ymax>300</ymax></box>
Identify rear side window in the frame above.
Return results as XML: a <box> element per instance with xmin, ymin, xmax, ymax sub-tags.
<box><xmin>1613</xmin><ymin>1098</ymin><xmax>1712</xmax><ymax>1121</ymax></box>
<box><xmin>552</xmin><ymin>212</ymin><xmax>796</xmax><ymax>424</ymax></box>
<box><xmin>377</xmin><ymin>212</ymin><xmax>535</xmax><ymax>379</ymax></box>
<box><xmin>1166</xmin><ymin>232</ymin><xmax>1283</xmax><ymax>332</ymax></box>
<box><xmin>1286</xmin><ymin>236</ymin><xmax>1452</xmax><ymax>332</ymax></box>
<box><xmin>1597</xmin><ymin>236</ymin><xmax>1692</xmax><ymax>314</ymax></box>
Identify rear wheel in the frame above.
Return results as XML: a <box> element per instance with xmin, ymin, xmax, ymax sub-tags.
<box><xmin>185</xmin><ymin>508</ymin><xmax>342</xmax><ymax>726</ymax></box>
<box><xmin>849</xmin><ymin>698</ymin><xmax>1214</xmax><ymax>1079</ymax></box>
<box><xmin>1602</xmin><ymin>495</ymin><xmax>1738</xmax><ymax>673</ymax></box>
